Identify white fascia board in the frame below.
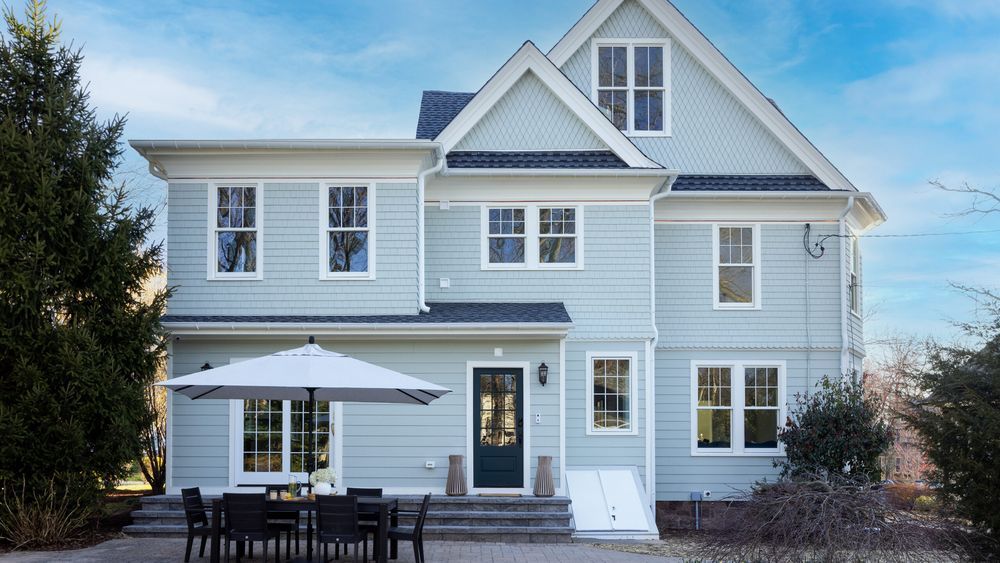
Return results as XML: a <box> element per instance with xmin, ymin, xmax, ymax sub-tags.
<box><xmin>547</xmin><ymin>0</ymin><xmax>858</xmax><ymax>192</ymax></box>
<box><xmin>655</xmin><ymin>190</ymin><xmax>886</xmax><ymax>229</ymax></box>
<box><xmin>427</xmin><ymin>173</ymin><xmax>669</xmax><ymax>204</ymax></box>
<box><xmin>434</xmin><ymin>41</ymin><xmax>661</xmax><ymax>169</ymax></box>
<box><xmin>163</xmin><ymin>322</ymin><xmax>572</xmax><ymax>338</ymax></box>
<box><xmin>129</xmin><ymin>139</ymin><xmax>440</xmax><ymax>152</ymax></box>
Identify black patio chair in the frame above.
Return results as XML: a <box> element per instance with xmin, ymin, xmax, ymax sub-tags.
<box><xmin>388</xmin><ymin>493</ymin><xmax>431</xmax><ymax>563</ymax></box>
<box><xmin>181</xmin><ymin>487</ymin><xmax>219</xmax><ymax>562</ymax></box>
<box><xmin>223</xmin><ymin>493</ymin><xmax>281</xmax><ymax>562</ymax></box>
<box><xmin>264</xmin><ymin>485</ymin><xmax>300</xmax><ymax>556</ymax></box>
<box><xmin>316</xmin><ymin>495</ymin><xmax>367</xmax><ymax>562</ymax></box>
<box><xmin>344</xmin><ymin>487</ymin><xmax>382</xmax><ymax>558</ymax></box>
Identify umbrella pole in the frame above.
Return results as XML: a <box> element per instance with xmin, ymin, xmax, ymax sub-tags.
<box><xmin>306</xmin><ymin>387</ymin><xmax>318</xmax><ymax>479</ymax></box>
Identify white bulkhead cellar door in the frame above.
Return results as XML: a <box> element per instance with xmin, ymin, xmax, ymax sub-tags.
<box><xmin>566</xmin><ymin>467</ymin><xmax>658</xmax><ymax>538</ymax></box>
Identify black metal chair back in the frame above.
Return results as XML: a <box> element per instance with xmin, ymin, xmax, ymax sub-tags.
<box><xmin>345</xmin><ymin>487</ymin><xmax>383</xmax><ymax>498</ymax></box>
<box><xmin>316</xmin><ymin>495</ymin><xmax>360</xmax><ymax>540</ymax></box>
<box><xmin>223</xmin><ymin>493</ymin><xmax>269</xmax><ymax>537</ymax></box>
<box><xmin>414</xmin><ymin>493</ymin><xmax>432</xmax><ymax>536</ymax></box>
<box><xmin>181</xmin><ymin>487</ymin><xmax>209</xmax><ymax>529</ymax></box>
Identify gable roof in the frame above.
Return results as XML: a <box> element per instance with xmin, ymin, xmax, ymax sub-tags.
<box><xmin>416</xmin><ymin>91</ymin><xmax>474</xmax><ymax>139</ymax></box>
<box><xmin>548</xmin><ymin>0</ymin><xmax>857</xmax><ymax>190</ymax></box>
<box><xmin>434</xmin><ymin>41</ymin><xmax>662</xmax><ymax>169</ymax></box>
<box><xmin>447</xmin><ymin>150</ymin><xmax>629</xmax><ymax>169</ymax></box>
<box><xmin>672</xmin><ymin>174</ymin><xmax>829</xmax><ymax>192</ymax></box>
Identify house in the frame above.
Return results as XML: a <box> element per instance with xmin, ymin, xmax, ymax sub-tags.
<box><xmin>131</xmin><ymin>0</ymin><xmax>885</xmax><ymax>536</ymax></box>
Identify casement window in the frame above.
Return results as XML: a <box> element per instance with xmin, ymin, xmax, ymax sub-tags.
<box><xmin>321</xmin><ymin>184</ymin><xmax>374</xmax><ymax>280</ymax></box>
<box><xmin>592</xmin><ymin>39</ymin><xmax>671</xmax><ymax>136</ymax></box>
<box><xmin>238</xmin><ymin>399</ymin><xmax>334</xmax><ymax>481</ymax></box>
<box><xmin>210</xmin><ymin>184</ymin><xmax>261</xmax><ymax>280</ymax></box>
<box><xmin>713</xmin><ymin>224</ymin><xmax>761</xmax><ymax>309</ymax></box>
<box><xmin>849</xmin><ymin>235</ymin><xmax>861</xmax><ymax>316</ymax></box>
<box><xmin>691</xmin><ymin>361</ymin><xmax>785</xmax><ymax>456</ymax></box>
<box><xmin>586</xmin><ymin>352</ymin><xmax>639</xmax><ymax>435</ymax></box>
<box><xmin>481</xmin><ymin>205</ymin><xmax>583</xmax><ymax>270</ymax></box>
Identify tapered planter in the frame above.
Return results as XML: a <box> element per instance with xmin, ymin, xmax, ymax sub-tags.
<box><xmin>446</xmin><ymin>454</ymin><xmax>468</xmax><ymax>496</ymax></box>
<box><xmin>533</xmin><ymin>455</ymin><xmax>555</xmax><ymax>497</ymax></box>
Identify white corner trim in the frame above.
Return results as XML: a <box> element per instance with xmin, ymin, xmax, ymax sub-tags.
<box><xmin>689</xmin><ymin>360</ymin><xmax>787</xmax><ymax>457</ymax></box>
<box><xmin>207</xmin><ymin>182</ymin><xmax>264</xmax><ymax>281</ymax></box>
<box><xmin>558</xmin><ymin>338</ymin><xmax>567</xmax><ymax>495</ymax></box>
<box><xmin>585</xmin><ymin>351</ymin><xmax>640</xmax><ymax>436</ymax></box>
<box><xmin>711</xmin><ymin>223</ymin><xmax>762</xmax><ymax>310</ymax></box>
<box><xmin>465</xmin><ymin>361</ymin><xmax>533</xmax><ymax>493</ymax></box>
<box><xmin>548</xmin><ymin>0</ymin><xmax>858</xmax><ymax>191</ymax></box>
<box><xmin>435</xmin><ymin>41</ymin><xmax>660</xmax><ymax>169</ymax></box>
<box><xmin>317</xmin><ymin>181</ymin><xmax>377</xmax><ymax>281</ymax></box>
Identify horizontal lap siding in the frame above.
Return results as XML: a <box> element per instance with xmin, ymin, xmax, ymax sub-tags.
<box><xmin>656</xmin><ymin>223</ymin><xmax>842</xmax><ymax>348</ymax></box>
<box><xmin>564</xmin><ymin>340</ymin><xmax>647</xmax><ymax>482</ymax></box>
<box><xmin>166</xmin><ymin>182</ymin><xmax>417</xmax><ymax>316</ymax></box>
<box><xmin>168</xmin><ymin>338</ymin><xmax>561</xmax><ymax>491</ymax></box>
<box><xmin>558</xmin><ymin>0</ymin><xmax>809</xmax><ymax>174</ymax></box>
<box><xmin>655</xmin><ymin>349</ymin><xmax>841</xmax><ymax>501</ymax></box>
<box><xmin>425</xmin><ymin>205</ymin><xmax>652</xmax><ymax>340</ymax></box>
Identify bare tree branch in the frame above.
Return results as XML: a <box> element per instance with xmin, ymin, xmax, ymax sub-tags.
<box><xmin>932</xmin><ymin>180</ymin><xmax>1000</xmax><ymax>217</ymax></box>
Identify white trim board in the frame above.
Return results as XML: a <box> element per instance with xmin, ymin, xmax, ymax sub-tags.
<box><xmin>548</xmin><ymin>0</ymin><xmax>858</xmax><ymax>192</ymax></box>
<box><xmin>465</xmin><ymin>361</ymin><xmax>532</xmax><ymax>494</ymax></box>
<box><xmin>434</xmin><ymin>41</ymin><xmax>661</xmax><ymax>169</ymax></box>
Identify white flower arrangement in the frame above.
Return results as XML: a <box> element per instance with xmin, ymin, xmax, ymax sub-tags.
<box><xmin>309</xmin><ymin>467</ymin><xmax>337</xmax><ymax>486</ymax></box>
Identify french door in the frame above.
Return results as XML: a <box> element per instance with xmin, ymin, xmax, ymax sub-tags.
<box><xmin>235</xmin><ymin>399</ymin><xmax>334</xmax><ymax>484</ymax></box>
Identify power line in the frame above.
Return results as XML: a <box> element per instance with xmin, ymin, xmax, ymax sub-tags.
<box><xmin>859</xmin><ymin>228</ymin><xmax>1000</xmax><ymax>239</ymax></box>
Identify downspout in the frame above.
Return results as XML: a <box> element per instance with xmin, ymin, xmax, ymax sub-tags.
<box><xmin>417</xmin><ymin>146</ymin><xmax>445</xmax><ymax>313</ymax></box>
<box><xmin>838</xmin><ymin>196</ymin><xmax>855</xmax><ymax>379</ymax></box>
<box><xmin>646</xmin><ymin>175</ymin><xmax>676</xmax><ymax>510</ymax></box>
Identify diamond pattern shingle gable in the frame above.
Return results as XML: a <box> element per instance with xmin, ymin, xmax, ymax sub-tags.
<box><xmin>671</xmin><ymin>175</ymin><xmax>830</xmax><ymax>191</ymax></box>
<box><xmin>162</xmin><ymin>302</ymin><xmax>573</xmax><ymax>325</ymax></box>
<box><xmin>416</xmin><ymin>91</ymin><xmax>475</xmax><ymax>139</ymax></box>
<box><xmin>447</xmin><ymin>151</ymin><xmax>629</xmax><ymax>169</ymax></box>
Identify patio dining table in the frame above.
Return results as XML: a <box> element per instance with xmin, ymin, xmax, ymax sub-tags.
<box><xmin>208</xmin><ymin>495</ymin><xmax>399</xmax><ymax>563</ymax></box>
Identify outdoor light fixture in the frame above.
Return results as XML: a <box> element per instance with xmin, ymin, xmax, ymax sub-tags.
<box><xmin>201</xmin><ymin>362</ymin><xmax>213</xmax><ymax>371</ymax></box>
<box><xmin>538</xmin><ymin>362</ymin><xmax>548</xmax><ymax>386</ymax></box>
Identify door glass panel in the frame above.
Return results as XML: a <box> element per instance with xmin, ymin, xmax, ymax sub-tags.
<box><xmin>480</xmin><ymin>374</ymin><xmax>517</xmax><ymax>446</ymax></box>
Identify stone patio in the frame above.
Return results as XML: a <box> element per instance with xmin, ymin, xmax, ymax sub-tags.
<box><xmin>0</xmin><ymin>537</ymin><xmax>679</xmax><ymax>562</ymax></box>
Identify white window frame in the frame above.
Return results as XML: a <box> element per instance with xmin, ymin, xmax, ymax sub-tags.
<box><xmin>586</xmin><ymin>351</ymin><xmax>639</xmax><ymax>436</ymax></box>
<box><xmin>690</xmin><ymin>360</ymin><xmax>786</xmax><ymax>457</ymax></box>
<box><xmin>849</xmin><ymin>233</ymin><xmax>861</xmax><ymax>318</ymax></box>
<box><xmin>319</xmin><ymin>182</ymin><xmax>376</xmax><ymax>281</ymax></box>
<box><xmin>590</xmin><ymin>38</ymin><xmax>672</xmax><ymax>137</ymax></box>
<box><xmin>208</xmin><ymin>182</ymin><xmax>263</xmax><ymax>281</ymax></box>
<box><xmin>712</xmin><ymin>223</ymin><xmax>762</xmax><ymax>310</ymax></box>
<box><xmin>480</xmin><ymin>205</ymin><xmax>584</xmax><ymax>271</ymax></box>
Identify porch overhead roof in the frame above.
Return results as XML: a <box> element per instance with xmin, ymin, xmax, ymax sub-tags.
<box><xmin>162</xmin><ymin>302</ymin><xmax>572</xmax><ymax>326</ymax></box>
<box><xmin>671</xmin><ymin>174</ymin><xmax>830</xmax><ymax>192</ymax></box>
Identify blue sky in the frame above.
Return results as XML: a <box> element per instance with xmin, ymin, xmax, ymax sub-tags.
<box><xmin>41</xmin><ymin>0</ymin><xmax>999</xmax><ymax>350</ymax></box>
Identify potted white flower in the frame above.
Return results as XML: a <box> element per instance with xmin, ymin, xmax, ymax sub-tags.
<box><xmin>309</xmin><ymin>467</ymin><xmax>337</xmax><ymax>495</ymax></box>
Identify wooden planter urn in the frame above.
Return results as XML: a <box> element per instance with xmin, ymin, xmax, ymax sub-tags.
<box><xmin>533</xmin><ymin>455</ymin><xmax>555</xmax><ymax>497</ymax></box>
<box><xmin>445</xmin><ymin>454</ymin><xmax>468</xmax><ymax>496</ymax></box>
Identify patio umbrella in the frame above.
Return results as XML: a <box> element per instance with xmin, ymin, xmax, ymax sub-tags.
<box><xmin>158</xmin><ymin>336</ymin><xmax>451</xmax><ymax>475</ymax></box>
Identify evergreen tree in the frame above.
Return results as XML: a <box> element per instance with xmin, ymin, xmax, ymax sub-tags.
<box><xmin>0</xmin><ymin>0</ymin><xmax>168</xmax><ymax>500</ymax></box>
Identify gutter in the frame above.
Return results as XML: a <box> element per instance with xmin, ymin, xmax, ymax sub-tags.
<box><xmin>128</xmin><ymin>139</ymin><xmax>441</xmax><ymax>152</ymax></box>
<box><xmin>161</xmin><ymin>321</ymin><xmax>574</xmax><ymax>337</ymax></box>
<box><xmin>838</xmin><ymin>196</ymin><xmax>855</xmax><ymax>378</ymax></box>
<box><xmin>417</xmin><ymin>147</ymin><xmax>446</xmax><ymax>313</ymax></box>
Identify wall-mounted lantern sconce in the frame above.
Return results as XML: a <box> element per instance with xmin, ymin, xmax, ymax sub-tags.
<box><xmin>538</xmin><ymin>362</ymin><xmax>548</xmax><ymax>386</ymax></box>
<box><xmin>201</xmin><ymin>362</ymin><xmax>213</xmax><ymax>371</ymax></box>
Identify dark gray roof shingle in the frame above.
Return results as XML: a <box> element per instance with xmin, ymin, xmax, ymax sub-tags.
<box><xmin>671</xmin><ymin>175</ymin><xmax>831</xmax><ymax>192</ymax></box>
<box><xmin>446</xmin><ymin>151</ymin><xmax>629</xmax><ymax>169</ymax></box>
<box><xmin>162</xmin><ymin>302</ymin><xmax>572</xmax><ymax>325</ymax></box>
<box><xmin>416</xmin><ymin>91</ymin><xmax>475</xmax><ymax>140</ymax></box>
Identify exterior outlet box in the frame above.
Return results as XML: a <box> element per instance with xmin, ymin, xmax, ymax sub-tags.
<box><xmin>439</xmin><ymin>278</ymin><xmax>450</xmax><ymax>288</ymax></box>
<box><xmin>702</xmin><ymin>490</ymin><xmax>712</xmax><ymax>499</ymax></box>
<box><xmin>439</xmin><ymin>200</ymin><xmax>450</xmax><ymax>210</ymax></box>
<box><xmin>494</xmin><ymin>347</ymin><xmax>503</xmax><ymax>357</ymax></box>
<box><xmin>425</xmin><ymin>461</ymin><xmax>435</xmax><ymax>469</ymax></box>
<box><xmin>534</xmin><ymin>413</ymin><xmax>541</xmax><ymax>424</ymax></box>
<box><xmin>690</xmin><ymin>491</ymin><xmax>703</xmax><ymax>501</ymax></box>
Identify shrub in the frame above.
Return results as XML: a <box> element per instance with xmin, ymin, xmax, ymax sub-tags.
<box><xmin>914</xmin><ymin>495</ymin><xmax>939</xmax><ymax>513</ymax></box>
<box><xmin>778</xmin><ymin>375</ymin><xmax>893</xmax><ymax>481</ymax></box>
<box><xmin>0</xmin><ymin>476</ymin><xmax>97</xmax><ymax>548</ymax></box>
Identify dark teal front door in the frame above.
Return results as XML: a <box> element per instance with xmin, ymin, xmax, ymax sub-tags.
<box><xmin>473</xmin><ymin>367</ymin><xmax>524</xmax><ymax>488</ymax></box>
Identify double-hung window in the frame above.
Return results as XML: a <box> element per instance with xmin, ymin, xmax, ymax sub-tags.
<box><xmin>482</xmin><ymin>206</ymin><xmax>582</xmax><ymax>269</ymax></box>
<box><xmin>587</xmin><ymin>352</ymin><xmax>638</xmax><ymax>435</ymax></box>
<box><xmin>692</xmin><ymin>361</ymin><xmax>784</xmax><ymax>455</ymax></box>
<box><xmin>593</xmin><ymin>39</ymin><xmax>670</xmax><ymax>136</ymax></box>
<box><xmin>322</xmin><ymin>184</ymin><xmax>374</xmax><ymax>280</ymax></box>
<box><xmin>849</xmin><ymin>235</ymin><xmax>861</xmax><ymax>316</ymax></box>
<box><xmin>211</xmin><ymin>184</ymin><xmax>261</xmax><ymax>279</ymax></box>
<box><xmin>714</xmin><ymin>224</ymin><xmax>761</xmax><ymax>309</ymax></box>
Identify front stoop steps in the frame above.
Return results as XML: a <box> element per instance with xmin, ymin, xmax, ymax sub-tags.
<box><xmin>125</xmin><ymin>494</ymin><xmax>573</xmax><ymax>543</ymax></box>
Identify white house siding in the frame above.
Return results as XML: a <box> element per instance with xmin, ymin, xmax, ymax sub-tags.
<box><xmin>558</xmin><ymin>0</ymin><xmax>810</xmax><ymax>174</ymax></box>
<box><xmin>654</xmin><ymin>349</ymin><xmax>841</xmax><ymax>501</ymax></box>
<box><xmin>453</xmin><ymin>71</ymin><xmax>608</xmax><ymax>152</ymax></box>
<box><xmin>165</xmin><ymin>181</ymin><xmax>418</xmax><ymax>316</ymax></box>
<box><xmin>167</xmin><ymin>337</ymin><xmax>561</xmax><ymax>493</ymax></box>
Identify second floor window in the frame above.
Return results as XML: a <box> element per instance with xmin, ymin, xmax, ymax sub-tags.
<box><xmin>714</xmin><ymin>224</ymin><xmax>760</xmax><ymax>309</ymax></box>
<box><xmin>482</xmin><ymin>206</ymin><xmax>583</xmax><ymax>270</ymax></box>
<box><xmin>538</xmin><ymin>208</ymin><xmax>576</xmax><ymax>264</ymax></box>
<box><xmin>323</xmin><ymin>185</ymin><xmax>372</xmax><ymax>279</ymax></box>
<box><xmin>487</xmin><ymin>208</ymin><xmax>526</xmax><ymax>264</ymax></box>
<box><xmin>594</xmin><ymin>40</ymin><xmax>669</xmax><ymax>136</ymax></box>
<box><xmin>212</xmin><ymin>185</ymin><xmax>259</xmax><ymax>279</ymax></box>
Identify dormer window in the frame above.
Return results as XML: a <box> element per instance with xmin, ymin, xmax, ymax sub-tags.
<box><xmin>592</xmin><ymin>39</ymin><xmax>671</xmax><ymax>136</ymax></box>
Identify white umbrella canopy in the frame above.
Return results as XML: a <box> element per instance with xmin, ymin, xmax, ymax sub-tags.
<box><xmin>158</xmin><ymin>337</ymin><xmax>451</xmax><ymax>405</ymax></box>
